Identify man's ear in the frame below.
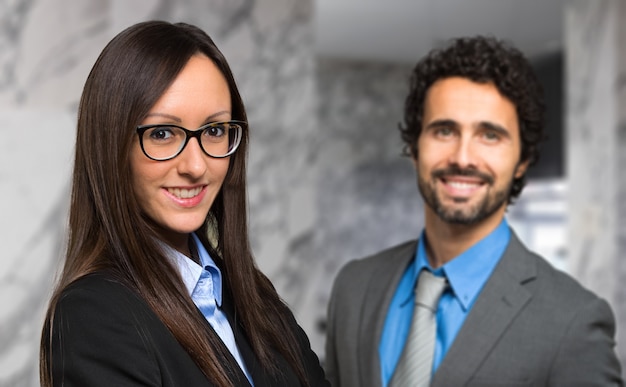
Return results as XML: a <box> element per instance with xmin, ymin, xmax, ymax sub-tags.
<box><xmin>410</xmin><ymin>149</ymin><xmax>419</xmax><ymax>170</ymax></box>
<box><xmin>514</xmin><ymin>159</ymin><xmax>530</xmax><ymax>178</ymax></box>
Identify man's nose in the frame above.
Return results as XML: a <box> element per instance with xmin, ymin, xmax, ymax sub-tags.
<box><xmin>447</xmin><ymin>136</ymin><xmax>476</xmax><ymax>168</ymax></box>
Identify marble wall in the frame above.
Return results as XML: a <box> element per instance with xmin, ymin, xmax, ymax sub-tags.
<box><xmin>0</xmin><ymin>1</ymin><xmax>317</xmax><ymax>385</ymax></box>
<box><xmin>566</xmin><ymin>0</ymin><xmax>626</xmax><ymax>368</ymax></box>
<box><xmin>304</xmin><ymin>59</ymin><xmax>425</xmax><ymax>355</ymax></box>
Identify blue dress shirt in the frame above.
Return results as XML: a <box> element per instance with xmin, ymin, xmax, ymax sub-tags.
<box><xmin>167</xmin><ymin>233</ymin><xmax>253</xmax><ymax>385</ymax></box>
<box><xmin>379</xmin><ymin>219</ymin><xmax>511</xmax><ymax>386</ymax></box>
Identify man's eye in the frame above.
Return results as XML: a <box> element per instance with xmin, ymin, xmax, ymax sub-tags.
<box><xmin>435</xmin><ymin>127</ymin><xmax>453</xmax><ymax>136</ymax></box>
<box><xmin>483</xmin><ymin>131</ymin><xmax>500</xmax><ymax>140</ymax></box>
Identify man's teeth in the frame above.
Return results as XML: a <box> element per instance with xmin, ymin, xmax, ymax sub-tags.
<box><xmin>448</xmin><ymin>181</ymin><xmax>479</xmax><ymax>189</ymax></box>
<box><xmin>168</xmin><ymin>187</ymin><xmax>202</xmax><ymax>198</ymax></box>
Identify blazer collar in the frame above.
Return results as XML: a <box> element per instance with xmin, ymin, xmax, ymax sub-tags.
<box><xmin>432</xmin><ymin>231</ymin><xmax>537</xmax><ymax>386</ymax></box>
<box><xmin>359</xmin><ymin>240</ymin><xmax>418</xmax><ymax>387</ymax></box>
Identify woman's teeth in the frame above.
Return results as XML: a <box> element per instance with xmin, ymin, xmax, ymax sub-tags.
<box><xmin>168</xmin><ymin>187</ymin><xmax>202</xmax><ymax>198</ymax></box>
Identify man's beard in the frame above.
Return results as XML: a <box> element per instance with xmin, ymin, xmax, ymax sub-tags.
<box><xmin>418</xmin><ymin>166</ymin><xmax>511</xmax><ymax>225</ymax></box>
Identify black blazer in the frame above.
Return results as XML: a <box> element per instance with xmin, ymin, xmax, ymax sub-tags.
<box><xmin>46</xmin><ymin>272</ymin><xmax>329</xmax><ymax>386</ymax></box>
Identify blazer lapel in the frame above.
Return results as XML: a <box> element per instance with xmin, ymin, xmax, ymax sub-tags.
<box><xmin>432</xmin><ymin>232</ymin><xmax>536</xmax><ymax>386</ymax></box>
<box><xmin>220</xmin><ymin>288</ymin><xmax>302</xmax><ymax>387</ymax></box>
<box><xmin>358</xmin><ymin>241</ymin><xmax>418</xmax><ymax>387</ymax></box>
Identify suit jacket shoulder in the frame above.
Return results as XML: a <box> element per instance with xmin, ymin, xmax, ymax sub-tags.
<box><xmin>331</xmin><ymin>240</ymin><xmax>417</xmax><ymax>307</ymax></box>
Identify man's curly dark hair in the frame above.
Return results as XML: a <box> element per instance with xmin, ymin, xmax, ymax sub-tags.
<box><xmin>400</xmin><ymin>36</ymin><xmax>545</xmax><ymax>202</ymax></box>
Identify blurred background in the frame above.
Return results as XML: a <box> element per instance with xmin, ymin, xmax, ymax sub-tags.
<box><xmin>1</xmin><ymin>0</ymin><xmax>625</xmax><ymax>385</ymax></box>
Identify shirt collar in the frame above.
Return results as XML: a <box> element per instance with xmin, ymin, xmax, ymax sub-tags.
<box><xmin>162</xmin><ymin>233</ymin><xmax>223</xmax><ymax>307</ymax></box>
<box><xmin>410</xmin><ymin>219</ymin><xmax>511</xmax><ymax>310</ymax></box>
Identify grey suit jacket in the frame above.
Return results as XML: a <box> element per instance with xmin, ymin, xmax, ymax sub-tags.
<box><xmin>325</xmin><ymin>232</ymin><xmax>623</xmax><ymax>387</ymax></box>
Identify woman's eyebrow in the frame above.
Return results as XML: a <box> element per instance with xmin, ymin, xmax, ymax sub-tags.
<box><xmin>144</xmin><ymin>112</ymin><xmax>181</xmax><ymax>122</ymax></box>
<box><xmin>144</xmin><ymin>110</ymin><xmax>231</xmax><ymax>123</ymax></box>
<box><xmin>204</xmin><ymin>110</ymin><xmax>231</xmax><ymax>122</ymax></box>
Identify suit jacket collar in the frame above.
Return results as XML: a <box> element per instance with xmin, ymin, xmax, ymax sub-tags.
<box><xmin>360</xmin><ymin>240</ymin><xmax>418</xmax><ymax>387</ymax></box>
<box><xmin>431</xmin><ymin>231</ymin><xmax>537</xmax><ymax>386</ymax></box>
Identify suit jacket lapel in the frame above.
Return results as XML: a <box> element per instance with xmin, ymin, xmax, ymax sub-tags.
<box><xmin>359</xmin><ymin>241</ymin><xmax>418</xmax><ymax>387</ymax></box>
<box><xmin>432</xmin><ymin>232</ymin><xmax>536</xmax><ymax>386</ymax></box>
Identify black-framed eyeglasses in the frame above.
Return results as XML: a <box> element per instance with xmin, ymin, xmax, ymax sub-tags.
<box><xmin>136</xmin><ymin>120</ymin><xmax>245</xmax><ymax>161</ymax></box>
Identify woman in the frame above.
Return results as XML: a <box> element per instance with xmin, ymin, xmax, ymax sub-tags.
<box><xmin>40</xmin><ymin>21</ymin><xmax>328</xmax><ymax>387</ymax></box>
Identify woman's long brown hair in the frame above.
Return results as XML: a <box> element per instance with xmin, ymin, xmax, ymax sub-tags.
<box><xmin>40</xmin><ymin>21</ymin><xmax>307</xmax><ymax>387</ymax></box>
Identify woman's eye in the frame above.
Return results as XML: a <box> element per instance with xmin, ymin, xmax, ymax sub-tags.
<box><xmin>149</xmin><ymin>127</ymin><xmax>174</xmax><ymax>140</ymax></box>
<box><xmin>204</xmin><ymin>125</ymin><xmax>225</xmax><ymax>137</ymax></box>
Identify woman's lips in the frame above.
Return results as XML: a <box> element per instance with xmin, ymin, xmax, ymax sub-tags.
<box><xmin>163</xmin><ymin>185</ymin><xmax>207</xmax><ymax>207</ymax></box>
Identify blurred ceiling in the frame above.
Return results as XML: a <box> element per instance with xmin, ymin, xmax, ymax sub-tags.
<box><xmin>314</xmin><ymin>0</ymin><xmax>570</xmax><ymax>63</ymax></box>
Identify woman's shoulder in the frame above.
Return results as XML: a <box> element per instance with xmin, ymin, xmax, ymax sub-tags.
<box><xmin>55</xmin><ymin>271</ymin><xmax>151</xmax><ymax>325</ymax></box>
<box><xmin>48</xmin><ymin>275</ymin><xmax>186</xmax><ymax>385</ymax></box>
<box><xmin>60</xmin><ymin>271</ymin><xmax>134</xmax><ymax>298</ymax></box>
<box><xmin>63</xmin><ymin>270</ymin><xmax>131</xmax><ymax>290</ymax></box>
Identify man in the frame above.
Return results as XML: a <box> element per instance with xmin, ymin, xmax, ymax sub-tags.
<box><xmin>325</xmin><ymin>36</ymin><xmax>623</xmax><ymax>387</ymax></box>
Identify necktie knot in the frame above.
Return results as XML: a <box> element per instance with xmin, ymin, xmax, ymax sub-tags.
<box><xmin>415</xmin><ymin>270</ymin><xmax>448</xmax><ymax>312</ymax></box>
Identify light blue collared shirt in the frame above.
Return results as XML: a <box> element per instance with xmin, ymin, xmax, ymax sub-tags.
<box><xmin>379</xmin><ymin>219</ymin><xmax>511</xmax><ymax>386</ymax></box>
<box><xmin>167</xmin><ymin>233</ymin><xmax>253</xmax><ymax>385</ymax></box>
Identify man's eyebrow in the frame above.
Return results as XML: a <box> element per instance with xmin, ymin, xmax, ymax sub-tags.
<box><xmin>424</xmin><ymin>119</ymin><xmax>458</xmax><ymax>130</ymax></box>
